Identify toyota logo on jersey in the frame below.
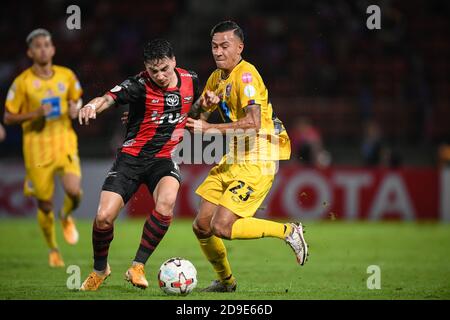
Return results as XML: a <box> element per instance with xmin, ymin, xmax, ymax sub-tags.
<box><xmin>166</xmin><ymin>94</ymin><xmax>180</xmax><ymax>107</ymax></box>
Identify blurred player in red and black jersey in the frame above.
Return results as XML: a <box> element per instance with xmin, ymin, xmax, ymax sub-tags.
<box><xmin>78</xmin><ymin>39</ymin><xmax>200</xmax><ymax>291</ymax></box>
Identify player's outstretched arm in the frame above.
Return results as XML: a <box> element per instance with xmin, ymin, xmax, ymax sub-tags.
<box><xmin>78</xmin><ymin>94</ymin><xmax>115</xmax><ymax>125</ymax></box>
<box><xmin>3</xmin><ymin>103</ymin><xmax>52</xmax><ymax>125</ymax></box>
<box><xmin>186</xmin><ymin>104</ymin><xmax>261</xmax><ymax>134</ymax></box>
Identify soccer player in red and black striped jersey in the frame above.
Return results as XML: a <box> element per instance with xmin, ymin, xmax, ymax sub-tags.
<box><xmin>78</xmin><ymin>39</ymin><xmax>200</xmax><ymax>291</ymax></box>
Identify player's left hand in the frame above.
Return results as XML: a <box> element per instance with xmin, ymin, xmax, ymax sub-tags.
<box><xmin>78</xmin><ymin>103</ymin><xmax>97</xmax><ymax>125</ymax></box>
<box><xmin>186</xmin><ymin>117</ymin><xmax>209</xmax><ymax>133</ymax></box>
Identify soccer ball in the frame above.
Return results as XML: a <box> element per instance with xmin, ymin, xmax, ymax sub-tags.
<box><xmin>158</xmin><ymin>257</ymin><xmax>197</xmax><ymax>295</ymax></box>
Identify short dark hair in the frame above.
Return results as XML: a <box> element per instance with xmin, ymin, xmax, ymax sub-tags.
<box><xmin>210</xmin><ymin>21</ymin><xmax>244</xmax><ymax>42</ymax></box>
<box><xmin>143</xmin><ymin>39</ymin><xmax>174</xmax><ymax>63</ymax></box>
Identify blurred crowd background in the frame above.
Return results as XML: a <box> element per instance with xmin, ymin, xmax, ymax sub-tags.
<box><xmin>0</xmin><ymin>0</ymin><xmax>449</xmax><ymax>167</ymax></box>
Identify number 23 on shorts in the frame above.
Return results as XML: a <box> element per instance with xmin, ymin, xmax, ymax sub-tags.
<box><xmin>228</xmin><ymin>180</ymin><xmax>254</xmax><ymax>202</ymax></box>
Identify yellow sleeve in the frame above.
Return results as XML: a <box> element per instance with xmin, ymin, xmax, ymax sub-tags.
<box><xmin>67</xmin><ymin>70</ymin><xmax>83</xmax><ymax>101</ymax></box>
<box><xmin>237</xmin><ymin>69</ymin><xmax>265</xmax><ymax>109</ymax></box>
<box><xmin>200</xmin><ymin>72</ymin><xmax>218</xmax><ymax>113</ymax></box>
<box><xmin>5</xmin><ymin>77</ymin><xmax>26</xmax><ymax>114</ymax></box>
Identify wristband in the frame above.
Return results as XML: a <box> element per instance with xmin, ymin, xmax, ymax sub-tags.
<box><xmin>85</xmin><ymin>103</ymin><xmax>96</xmax><ymax>111</ymax></box>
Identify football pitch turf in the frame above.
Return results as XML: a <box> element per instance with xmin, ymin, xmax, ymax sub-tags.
<box><xmin>0</xmin><ymin>218</ymin><xmax>449</xmax><ymax>300</ymax></box>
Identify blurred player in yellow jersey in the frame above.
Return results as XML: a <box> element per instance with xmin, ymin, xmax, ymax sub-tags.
<box><xmin>186</xmin><ymin>21</ymin><xmax>308</xmax><ymax>292</ymax></box>
<box><xmin>3</xmin><ymin>29</ymin><xmax>83</xmax><ymax>267</ymax></box>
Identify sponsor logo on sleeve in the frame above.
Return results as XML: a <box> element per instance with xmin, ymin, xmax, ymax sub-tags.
<box><xmin>243</xmin><ymin>85</ymin><xmax>256</xmax><ymax>98</ymax></box>
<box><xmin>241</xmin><ymin>72</ymin><xmax>253</xmax><ymax>83</ymax></box>
<box><xmin>183</xmin><ymin>96</ymin><xmax>193</xmax><ymax>103</ymax></box>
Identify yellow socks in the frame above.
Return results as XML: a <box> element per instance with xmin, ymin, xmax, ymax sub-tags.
<box><xmin>198</xmin><ymin>219</ymin><xmax>294</xmax><ymax>284</ymax></box>
<box><xmin>230</xmin><ymin>217</ymin><xmax>292</xmax><ymax>240</ymax></box>
<box><xmin>61</xmin><ymin>191</ymin><xmax>82</xmax><ymax>218</ymax></box>
<box><xmin>37</xmin><ymin>209</ymin><xmax>57</xmax><ymax>249</ymax></box>
<box><xmin>198</xmin><ymin>235</ymin><xmax>235</xmax><ymax>285</ymax></box>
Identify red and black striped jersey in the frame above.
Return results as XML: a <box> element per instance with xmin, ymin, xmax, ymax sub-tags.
<box><xmin>106</xmin><ymin>68</ymin><xmax>200</xmax><ymax>159</ymax></box>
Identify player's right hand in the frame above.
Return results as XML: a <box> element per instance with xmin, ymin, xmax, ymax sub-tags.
<box><xmin>202</xmin><ymin>90</ymin><xmax>220</xmax><ymax>108</ymax></box>
<box><xmin>78</xmin><ymin>103</ymin><xmax>97</xmax><ymax>125</ymax></box>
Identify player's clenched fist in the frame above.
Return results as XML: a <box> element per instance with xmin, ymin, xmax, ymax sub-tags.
<box><xmin>202</xmin><ymin>90</ymin><xmax>220</xmax><ymax>108</ymax></box>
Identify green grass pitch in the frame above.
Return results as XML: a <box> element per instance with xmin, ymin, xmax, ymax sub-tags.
<box><xmin>0</xmin><ymin>218</ymin><xmax>449</xmax><ymax>300</ymax></box>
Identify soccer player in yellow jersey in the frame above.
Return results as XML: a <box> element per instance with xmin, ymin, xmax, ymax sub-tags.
<box><xmin>3</xmin><ymin>29</ymin><xmax>83</xmax><ymax>267</ymax></box>
<box><xmin>186</xmin><ymin>21</ymin><xmax>309</xmax><ymax>292</ymax></box>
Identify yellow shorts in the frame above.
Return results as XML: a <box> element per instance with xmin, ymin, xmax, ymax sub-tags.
<box><xmin>24</xmin><ymin>152</ymin><xmax>81</xmax><ymax>201</ymax></box>
<box><xmin>196</xmin><ymin>159</ymin><xmax>276</xmax><ymax>217</ymax></box>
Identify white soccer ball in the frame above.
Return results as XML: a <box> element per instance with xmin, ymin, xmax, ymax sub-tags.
<box><xmin>158</xmin><ymin>257</ymin><xmax>197</xmax><ymax>295</ymax></box>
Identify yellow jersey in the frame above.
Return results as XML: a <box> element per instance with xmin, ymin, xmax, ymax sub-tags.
<box><xmin>5</xmin><ymin>65</ymin><xmax>82</xmax><ymax>168</ymax></box>
<box><xmin>203</xmin><ymin>59</ymin><xmax>291</xmax><ymax>161</ymax></box>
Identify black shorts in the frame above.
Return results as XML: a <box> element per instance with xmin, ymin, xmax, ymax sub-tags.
<box><xmin>102</xmin><ymin>152</ymin><xmax>181</xmax><ymax>204</ymax></box>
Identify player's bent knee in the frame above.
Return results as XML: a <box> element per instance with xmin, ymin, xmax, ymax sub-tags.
<box><xmin>95</xmin><ymin>210</ymin><xmax>115</xmax><ymax>229</ymax></box>
<box><xmin>192</xmin><ymin>219</ymin><xmax>212</xmax><ymax>238</ymax></box>
<box><xmin>37</xmin><ymin>200</ymin><xmax>53</xmax><ymax>214</ymax></box>
<box><xmin>155</xmin><ymin>198</ymin><xmax>176</xmax><ymax>217</ymax></box>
